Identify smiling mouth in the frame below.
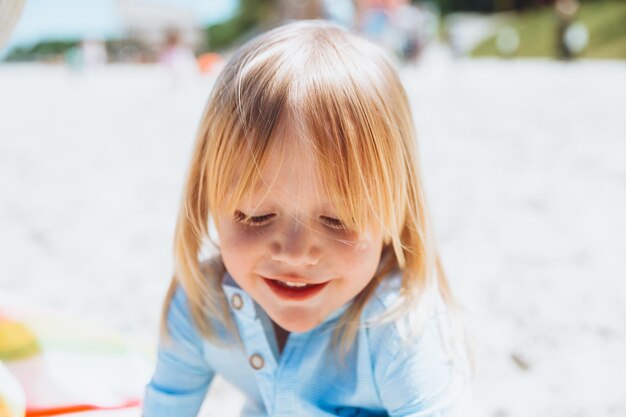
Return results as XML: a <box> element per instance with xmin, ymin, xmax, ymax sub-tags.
<box><xmin>262</xmin><ymin>277</ymin><xmax>329</xmax><ymax>301</ymax></box>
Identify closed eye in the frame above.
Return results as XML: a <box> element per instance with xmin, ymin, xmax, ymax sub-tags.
<box><xmin>234</xmin><ymin>211</ymin><xmax>275</xmax><ymax>227</ymax></box>
<box><xmin>319</xmin><ymin>216</ymin><xmax>345</xmax><ymax>230</ymax></box>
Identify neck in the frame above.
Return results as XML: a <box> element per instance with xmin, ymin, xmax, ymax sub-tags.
<box><xmin>272</xmin><ymin>321</ymin><xmax>290</xmax><ymax>354</ymax></box>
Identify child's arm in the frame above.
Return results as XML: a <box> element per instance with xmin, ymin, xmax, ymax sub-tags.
<box><xmin>143</xmin><ymin>285</ymin><xmax>215</xmax><ymax>417</ymax></box>
<box><xmin>376</xmin><ymin>312</ymin><xmax>472</xmax><ymax>417</ymax></box>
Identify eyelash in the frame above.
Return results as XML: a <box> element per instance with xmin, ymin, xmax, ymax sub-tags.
<box><xmin>319</xmin><ymin>216</ymin><xmax>345</xmax><ymax>230</ymax></box>
<box><xmin>233</xmin><ymin>211</ymin><xmax>345</xmax><ymax>230</ymax></box>
<box><xmin>234</xmin><ymin>211</ymin><xmax>275</xmax><ymax>226</ymax></box>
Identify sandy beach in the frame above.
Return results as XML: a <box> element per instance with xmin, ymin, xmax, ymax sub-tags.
<box><xmin>1</xmin><ymin>53</ymin><xmax>625</xmax><ymax>416</ymax></box>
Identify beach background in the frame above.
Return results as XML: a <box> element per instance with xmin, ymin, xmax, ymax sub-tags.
<box><xmin>1</xmin><ymin>2</ymin><xmax>626</xmax><ymax>416</ymax></box>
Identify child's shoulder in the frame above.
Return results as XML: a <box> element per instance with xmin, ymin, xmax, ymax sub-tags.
<box><xmin>169</xmin><ymin>257</ymin><xmax>224</xmax><ymax>299</ymax></box>
<box><xmin>165</xmin><ymin>258</ymin><xmax>233</xmax><ymax>341</ymax></box>
<box><xmin>365</xmin><ymin>271</ymin><xmax>449</xmax><ymax>326</ymax></box>
<box><xmin>362</xmin><ymin>273</ymin><xmax>473</xmax><ymax>415</ymax></box>
<box><xmin>362</xmin><ymin>271</ymin><xmax>455</xmax><ymax>357</ymax></box>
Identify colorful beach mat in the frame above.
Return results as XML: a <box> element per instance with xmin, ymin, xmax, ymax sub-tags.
<box><xmin>0</xmin><ymin>293</ymin><xmax>153</xmax><ymax>417</ymax></box>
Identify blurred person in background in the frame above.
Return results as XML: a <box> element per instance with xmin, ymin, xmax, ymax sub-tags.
<box><xmin>554</xmin><ymin>0</ymin><xmax>580</xmax><ymax>60</ymax></box>
<box><xmin>322</xmin><ymin>0</ymin><xmax>356</xmax><ymax>28</ymax></box>
<box><xmin>355</xmin><ymin>0</ymin><xmax>433</xmax><ymax>62</ymax></box>
<box><xmin>65</xmin><ymin>37</ymin><xmax>108</xmax><ymax>71</ymax></box>
<box><xmin>159</xmin><ymin>28</ymin><xmax>198</xmax><ymax>86</ymax></box>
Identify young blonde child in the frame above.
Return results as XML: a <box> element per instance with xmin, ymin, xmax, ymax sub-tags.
<box><xmin>143</xmin><ymin>20</ymin><xmax>472</xmax><ymax>417</ymax></box>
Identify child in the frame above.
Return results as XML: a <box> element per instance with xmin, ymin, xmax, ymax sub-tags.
<box><xmin>143</xmin><ymin>20</ymin><xmax>472</xmax><ymax>417</ymax></box>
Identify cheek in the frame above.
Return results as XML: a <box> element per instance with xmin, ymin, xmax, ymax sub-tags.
<box><xmin>218</xmin><ymin>223</ymin><xmax>270</xmax><ymax>268</ymax></box>
<box><xmin>218</xmin><ymin>218</ymin><xmax>268</xmax><ymax>248</ymax></box>
<box><xmin>326</xmin><ymin>231</ymin><xmax>383</xmax><ymax>275</ymax></box>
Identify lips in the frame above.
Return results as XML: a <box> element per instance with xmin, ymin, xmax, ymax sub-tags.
<box><xmin>262</xmin><ymin>277</ymin><xmax>329</xmax><ymax>301</ymax></box>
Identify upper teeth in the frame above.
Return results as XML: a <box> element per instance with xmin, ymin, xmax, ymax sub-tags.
<box><xmin>280</xmin><ymin>280</ymin><xmax>309</xmax><ymax>287</ymax></box>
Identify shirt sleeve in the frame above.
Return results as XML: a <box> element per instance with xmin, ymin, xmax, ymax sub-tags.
<box><xmin>143</xmin><ymin>285</ymin><xmax>215</xmax><ymax>417</ymax></box>
<box><xmin>376</xmin><ymin>311</ymin><xmax>473</xmax><ymax>417</ymax></box>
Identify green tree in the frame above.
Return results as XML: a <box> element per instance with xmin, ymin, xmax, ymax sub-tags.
<box><xmin>205</xmin><ymin>0</ymin><xmax>278</xmax><ymax>51</ymax></box>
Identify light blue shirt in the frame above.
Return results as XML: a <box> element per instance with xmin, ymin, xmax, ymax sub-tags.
<box><xmin>143</xmin><ymin>272</ymin><xmax>469</xmax><ymax>417</ymax></box>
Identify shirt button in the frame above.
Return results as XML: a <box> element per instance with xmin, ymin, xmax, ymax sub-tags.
<box><xmin>231</xmin><ymin>293</ymin><xmax>243</xmax><ymax>310</ymax></box>
<box><xmin>249</xmin><ymin>354</ymin><xmax>264</xmax><ymax>370</ymax></box>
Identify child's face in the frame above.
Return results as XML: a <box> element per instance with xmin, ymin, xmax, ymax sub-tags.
<box><xmin>215</xmin><ymin>132</ymin><xmax>384</xmax><ymax>333</ymax></box>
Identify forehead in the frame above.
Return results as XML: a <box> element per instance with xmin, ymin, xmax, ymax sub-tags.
<box><xmin>244</xmin><ymin>126</ymin><xmax>328</xmax><ymax>205</ymax></box>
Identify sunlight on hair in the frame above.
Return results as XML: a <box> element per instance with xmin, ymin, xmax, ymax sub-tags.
<box><xmin>169</xmin><ymin>19</ymin><xmax>465</xmax><ymax>362</ymax></box>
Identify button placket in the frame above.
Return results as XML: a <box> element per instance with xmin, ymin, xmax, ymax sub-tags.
<box><xmin>273</xmin><ymin>332</ymin><xmax>310</xmax><ymax>417</ymax></box>
<box><xmin>240</xmin><ymin>318</ymin><xmax>279</xmax><ymax>415</ymax></box>
<box><xmin>223</xmin><ymin>285</ymin><xmax>278</xmax><ymax>414</ymax></box>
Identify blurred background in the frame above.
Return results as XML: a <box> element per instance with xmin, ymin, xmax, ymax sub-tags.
<box><xmin>0</xmin><ymin>1</ymin><xmax>625</xmax><ymax>417</ymax></box>
<box><xmin>2</xmin><ymin>0</ymin><xmax>625</xmax><ymax>64</ymax></box>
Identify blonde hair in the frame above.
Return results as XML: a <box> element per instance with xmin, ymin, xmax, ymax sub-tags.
<box><xmin>164</xmin><ymin>20</ymin><xmax>460</xmax><ymax>357</ymax></box>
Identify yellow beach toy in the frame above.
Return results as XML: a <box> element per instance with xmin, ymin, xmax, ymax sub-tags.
<box><xmin>0</xmin><ymin>317</ymin><xmax>33</xmax><ymax>417</ymax></box>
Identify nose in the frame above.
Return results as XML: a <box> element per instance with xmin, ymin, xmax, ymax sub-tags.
<box><xmin>269</xmin><ymin>218</ymin><xmax>321</xmax><ymax>267</ymax></box>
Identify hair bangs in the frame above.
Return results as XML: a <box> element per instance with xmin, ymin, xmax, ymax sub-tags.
<box><xmin>205</xmin><ymin>46</ymin><xmax>296</xmax><ymax>216</ymax></box>
<box><xmin>206</xmin><ymin>21</ymin><xmax>407</xmax><ymax>241</ymax></box>
<box><xmin>281</xmin><ymin>47</ymin><xmax>406</xmax><ymax>242</ymax></box>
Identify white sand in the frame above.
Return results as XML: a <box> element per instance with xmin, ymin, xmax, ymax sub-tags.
<box><xmin>1</xmin><ymin>55</ymin><xmax>624</xmax><ymax>417</ymax></box>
